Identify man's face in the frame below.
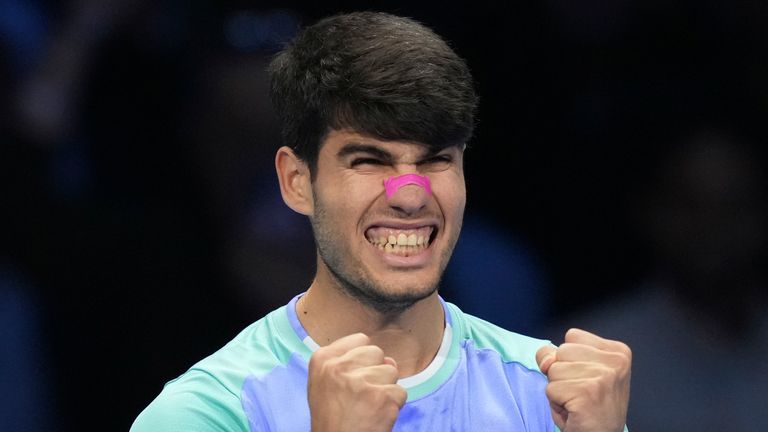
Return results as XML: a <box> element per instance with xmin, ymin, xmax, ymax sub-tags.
<box><xmin>309</xmin><ymin>129</ymin><xmax>466</xmax><ymax>312</ymax></box>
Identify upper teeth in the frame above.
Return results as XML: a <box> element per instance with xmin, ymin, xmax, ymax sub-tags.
<box><xmin>381</xmin><ymin>233</ymin><xmax>424</xmax><ymax>246</ymax></box>
<box><xmin>367</xmin><ymin>227</ymin><xmax>433</xmax><ymax>249</ymax></box>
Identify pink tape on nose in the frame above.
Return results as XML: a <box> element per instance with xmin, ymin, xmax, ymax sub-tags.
<box><xmin>383</xmin><ymin>174</ymin><xmax>432</xmax><ymax>198</ymax></box>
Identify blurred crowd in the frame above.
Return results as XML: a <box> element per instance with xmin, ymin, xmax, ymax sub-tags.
<box><xmin>1</xmin><ymin>1</ymin><xmax>766</xmax><ymax>431</ymax></box>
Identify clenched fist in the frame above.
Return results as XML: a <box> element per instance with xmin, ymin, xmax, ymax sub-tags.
<box><xmin>307</xmin><ymin>333</ymin><xmax>407</xmax><ymax>432</ymax></box>
<box><xmin>536</xmin><ymin>328</ymin><xmax>632</xmax><ymax>432</ymax></box>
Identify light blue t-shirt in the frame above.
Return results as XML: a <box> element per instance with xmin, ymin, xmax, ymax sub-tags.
<box><xmin>132</xmin><ymin>294</ymin><xmax>560</xmax><ymax>431</ymax></box>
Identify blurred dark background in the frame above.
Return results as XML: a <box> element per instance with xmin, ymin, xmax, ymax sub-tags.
<box><xmin>2</xmin><ymin>1</ymin><xmax>766</xmax><ymax>431</ymax></box>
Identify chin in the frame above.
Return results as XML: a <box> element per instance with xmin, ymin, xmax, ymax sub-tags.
<box><xmin>358</xmin><ymin>291</ymin><xmax>433</xmax><ymax>314</ymax></box>
<box><xmin>343</xmin><ymin>279</ymin><xmax>438</xmax><ymax>314</ymax></box>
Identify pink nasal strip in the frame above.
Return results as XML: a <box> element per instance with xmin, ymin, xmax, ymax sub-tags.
<box><xmin>383</xmin><ymin>173</ymin><xmax>432</xmax><ymax>198</ymax></box>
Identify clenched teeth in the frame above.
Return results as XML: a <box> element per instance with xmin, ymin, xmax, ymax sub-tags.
<box><xmin>366</xmin><ymin>227</ymin><xmax>433</xmax><ymax>256</ymax></box>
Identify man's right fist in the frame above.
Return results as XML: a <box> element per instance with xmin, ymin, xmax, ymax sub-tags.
<box><xmin>307</xmin><ymin>333</ymin><xmax>407</xmax><ymax>432</ymax></box>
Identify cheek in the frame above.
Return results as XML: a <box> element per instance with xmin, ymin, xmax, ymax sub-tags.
<box><xmin>318</xmin><ymin>175</ymin><xmax>384</xmax><ymax>214</ymax></box>
<box><xmin>432</xmin><ymin>176</ymin><xmax>467</xmax><ymax>203</ymax></box>
<box><xmin>450</xmin><ymin>188</ymin><xmax>467</xmax><ymax>219</ymax></box>
<box><xmin>434</xmin><ymin>176</ymin><xmax>466</xmax><ymax>215</ymax></box>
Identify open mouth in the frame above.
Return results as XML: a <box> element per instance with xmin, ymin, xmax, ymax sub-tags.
<box><xmin>365</xmin><ymin>226</ymin><xmax>436</xmax><ymax>257</ymax></box>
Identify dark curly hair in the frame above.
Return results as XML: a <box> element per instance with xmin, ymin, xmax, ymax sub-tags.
<box><xmin>268</xmin><ymin>11</ymin><xmax>478</xmax><ymax>175</ymax></box>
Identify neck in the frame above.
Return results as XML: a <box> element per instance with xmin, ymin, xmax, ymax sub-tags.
<box><xmin>296</xmin><ymin>279</ymin><xmax>445</xmax><ymax>378</ymax></box>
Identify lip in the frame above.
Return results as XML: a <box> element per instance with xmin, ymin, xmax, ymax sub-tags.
<box><xmin>378</xmin><ymin>247</ymin><xmax>433</xmax><ymax>267</ymax></box>
<box><xmin>364</xmin><ymin>218</ymin><xmax>440</xmax><ymax>231</ymax></box>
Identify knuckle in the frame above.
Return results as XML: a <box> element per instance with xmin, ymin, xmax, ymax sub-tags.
<box><xmin>600</xmin><ymin>365</ymin><xmax>619</xmax><ymax>383</ymax></box>
<box><xmin>354</xmin><ymin>332</ymin><xmax>371</xmax><ymax>344</ymax></box>
<box><xmin>583</xmin><ymin>378</ymin><xmax>603</xmax><ymax>401</ymax></box>
<box><xmin>382</xmin><ymin>364</ymin><xmax>398</xmax><ymax>377</ymax></box>
<box><xmin>357</xmin><ymin>381</ymin><xmax>376</xmax><ymax>398</ymax></box>
<box><xmin>309</xmin><ymin>349</ymin><xmax>326</xmax><ymax>365</ymax></box>
<box><xmin>383</xmin><ymin>401</ymin><xmax>402</xmax><ymax>419</ymax></box>
<box><xmin>308</xmin><ymin>353</ymin><xmax>327</xmax><ymax>373</ymax></box>
<box><xmin>547</xmin><ymin>361</ymin><xmax>563</xmax><ymax>377</ymax></box>
<box><xmin>324</xmin><ymin>355</ymin><xmax>342</xmax><ymax>370</ymax></box>
<box><xmin>612</xmin><ymin>344</ymin><xmax>632</xmax><ymax>367</ymax></box>
<box><xmin>619</xmin><ymin>342</ymin><xmax>633</xmax><ymax>360</ymax></box>
<box><xmin>544</xmin><ymin>382</ymin><xmax>559</xmax><ymax>400</ymax></box>
<box><xmin>395</xmin><ymin>387</ymin><xmax>408</xmax><ymax>404</ymax></box>
<box><xmin>366</xmin><ymin>345</ymin><xmax>385</xmax><ymax>359</ymax></box>
<box><xmin>318</xmin><ymin>356</ymin><xmax>348</xmax><ymax>382</ymax></box>
<box><xmin>596</xmin><ymin>366</ymin><xmax>622</xmax><ymax>391</ymax></box>
<box><xmin>600</xmin><ymin>348</ymin><xmax>631</xmax><ymax>372</ymax></box>
<box><xmin>610</xmin><ymin>340</ymin><xmax>632</xmax><ymax>356</ymax></box>
<box><xmin>356</xmin><ymin>375</ymin><xmax>375</xmax><ymax>393</ymax></box>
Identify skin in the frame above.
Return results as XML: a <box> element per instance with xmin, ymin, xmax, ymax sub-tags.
<box><xmin>536</xmin><ymin>329</ymin><xmax>632</xmax><ymax>432</ymax></box>
<box><xmin>306</xmin><ymin>130</ymin><xmax>465</xmax><ymax>314</ymax></box>
<box><xmin>275</xmin><ymin>128</ymin><xmax>631</xmax><ymax>432</ymax></box>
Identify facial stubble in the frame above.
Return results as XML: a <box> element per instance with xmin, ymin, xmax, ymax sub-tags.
<box><xmin>309</xmin><ymin>190</ymin><xmax>460</xmax><ymax>315</ymax></box>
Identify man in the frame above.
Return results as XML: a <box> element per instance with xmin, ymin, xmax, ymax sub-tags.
<box><xmin>131</xmin><ymin>11</ymin><xmax>631</xmax><ymax>431</ymax></box>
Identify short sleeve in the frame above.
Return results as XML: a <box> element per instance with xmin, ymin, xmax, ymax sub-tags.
<box><xmin>130</xmin><ymin>372</ymin><xmax>249</xmax><ymax>432</ymax></box>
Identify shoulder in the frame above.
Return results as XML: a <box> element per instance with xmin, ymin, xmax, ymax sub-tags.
<box><xmin>131</xmin><ymin>370</ymin><xmax>249</xmax><ymax>432</ymax></box>
<box><xmin>132</xmin><ymin>305</ymin><xmax>304</xmax><ymax>432</ymax></box>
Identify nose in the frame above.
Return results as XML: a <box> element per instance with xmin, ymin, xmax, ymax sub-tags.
<box><xmin>383</xmin><ymin>173</ymin><xmax>431</xmax><ymax>215</ymax></box>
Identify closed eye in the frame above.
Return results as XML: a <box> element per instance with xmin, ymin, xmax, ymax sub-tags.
<box><xmin>350</xmin><ymin>158</ymin><xmax>386</xmax><ymax>167</ymax></box>
<box><xmin>422</xmin><ymin>155</ymin><xmax>452</xmax><ymax>163</ymax></box>
<box><xmin>418</xmin><ymin>154</ymin><xmax>453</xmax><ymax>170</ymax></box>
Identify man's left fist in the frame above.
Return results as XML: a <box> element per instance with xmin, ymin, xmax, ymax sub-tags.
<box><xmin>536</xmin><ymin>328</ymin><xmax>631</xmax><ymax>432</ymax></box>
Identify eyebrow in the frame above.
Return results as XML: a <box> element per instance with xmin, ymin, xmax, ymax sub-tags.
<box><xmin>336</xmin><ymin>143</ymin><xmax>395</xmax><ymax>163</ymax></box>
<box><xmin>336</xmin><ymin>142</ymin><xmax>447</xmax><ymax>161</ymax></box>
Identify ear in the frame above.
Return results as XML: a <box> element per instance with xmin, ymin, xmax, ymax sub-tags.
<box><xmin>275</xmin><ymin>146</ymin><xmax>313</xmax><ymax>215</ymax></box>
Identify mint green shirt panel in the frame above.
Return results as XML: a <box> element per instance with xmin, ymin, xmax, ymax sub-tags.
<box><xmin>130</xmin><ymin>370</ymin><xmax>248</xmax><ymax>432</ymax></box>
<box><xmin>131</xmin><ymin>305</ymin><xmax>310</xmax><ymax>432</ymax></box>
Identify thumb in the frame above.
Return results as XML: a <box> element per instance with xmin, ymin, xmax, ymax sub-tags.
<box><xmin>536</xmin><ymin>345</ymin><xmax>557</xmax><ymax>375</ymax></box>
<box><xmin>383</xmin><ymin>356</ymin><xmax>398</xmax><ymax>369</ymax></box>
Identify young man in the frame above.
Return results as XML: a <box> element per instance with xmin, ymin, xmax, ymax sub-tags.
<box><xmin>131</xmin><ymin>11</ymin><xmax>631</xmax><ymax>432</ymax></box>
